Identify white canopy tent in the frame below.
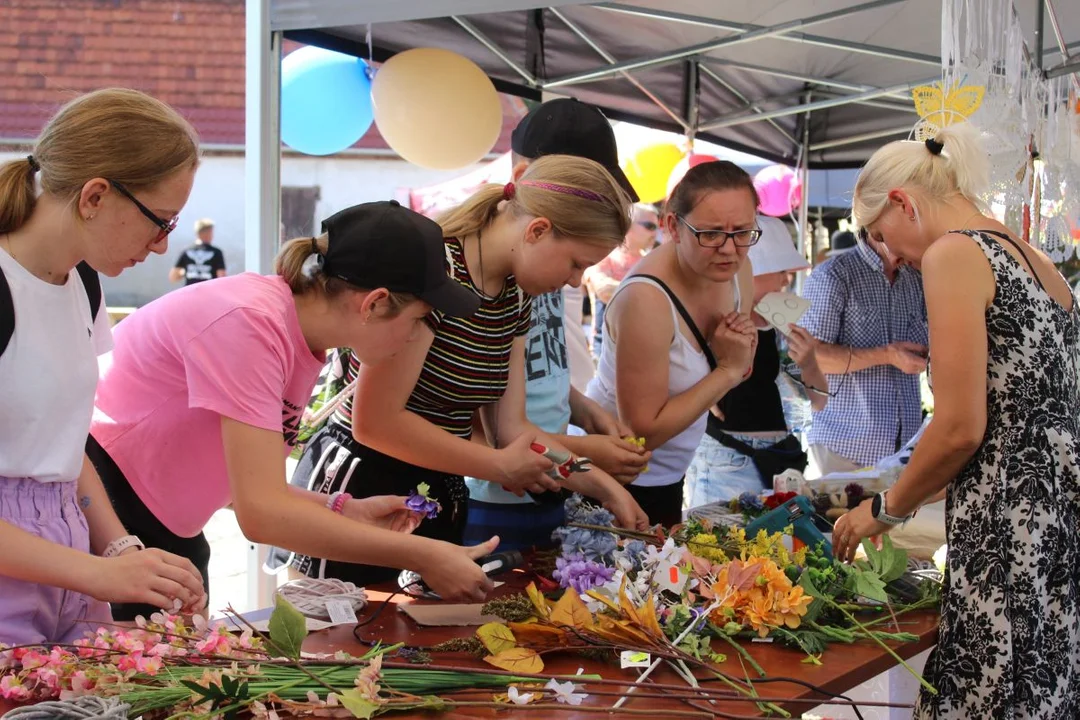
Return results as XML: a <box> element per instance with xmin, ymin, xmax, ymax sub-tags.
<box><xmin>243</xmin><ymin>0</ymin><xmax>1080</xmax><ymax>606</ymax></box>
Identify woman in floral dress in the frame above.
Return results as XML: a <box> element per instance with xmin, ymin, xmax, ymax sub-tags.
<box><xmin>832</xmin><ymin>123</ymin><xmax>1080</xmax><ymax>718</ymax></box>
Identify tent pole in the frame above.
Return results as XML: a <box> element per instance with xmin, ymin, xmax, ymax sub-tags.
<box><xmin>544</xmin><ymin>0</ymin><xmax>910</xmax><ymax>88</ymax></box>
<box><xmin>244</xmin><ymin>0</ymin><xmax>282</xmax><ymax>611</ymax></box>
<box><xmin>548</xmin><ymin>7</ymin><xmax>689</xmax><ymax>130</ymax></box>
<box><xmin>797</xmin><ymin>92</ymin><xmax>812</xmax><ymax>285</ymax></box>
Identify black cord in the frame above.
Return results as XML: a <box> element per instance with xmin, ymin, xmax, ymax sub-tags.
<box><xmin>351</xmin><ymin>583</ymin><xmax>423</xmax><ymax>646</ymax></box>
<box><xmin>783</xmin><ymin>343</ymin><xmax>852</xmax><ymax>399</ymax></box>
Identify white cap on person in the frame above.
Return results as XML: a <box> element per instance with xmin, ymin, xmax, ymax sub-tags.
<box><xmin>747</xmin><ymin>216</ymin><xmax>809</xmax><ymax>276</ymax></box>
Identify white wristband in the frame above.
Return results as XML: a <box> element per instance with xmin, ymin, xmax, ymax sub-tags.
<box><xmin>103</xmin><ymin>535</ymin><xmax>145</xmax><ymax>558</ymax></box>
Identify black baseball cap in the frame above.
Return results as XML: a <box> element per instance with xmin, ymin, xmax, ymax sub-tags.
<box><xmin>511</xmin><ymin>98</ymin><xmax>639</xmax><ymax>202</ymax></box>
<box><xmin>321</xmin><ymin>200</ymin><xmax>480</xmax><ymax>318</ymax></box>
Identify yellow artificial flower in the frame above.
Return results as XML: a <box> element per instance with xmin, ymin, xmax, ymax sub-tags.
<box><xmin>689</xmin><ymin>533</ymin><xmax>728</xmax><ymax>564</ymax></box>
<box><xmin>773</xmin><ymin>586</ymin><xmax>815</xmax><ymax>630</ymax></box>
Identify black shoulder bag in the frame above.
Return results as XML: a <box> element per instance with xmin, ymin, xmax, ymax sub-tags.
<box><xmin>636</xmin><ymin>275</ymin><xmax>807</xmax><ymax>484</ymax></box>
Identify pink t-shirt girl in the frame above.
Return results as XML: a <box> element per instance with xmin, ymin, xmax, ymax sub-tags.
<box><xmin>91</xmin><ymin>273</ymin><xmax>326</xmax><ymax>537</ymax></box>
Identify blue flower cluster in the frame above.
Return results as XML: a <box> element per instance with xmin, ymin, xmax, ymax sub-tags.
<box><xmin>553</xmin><ymin>553</ymin><xmax>616</xmax><ymax>595</ymax></box>
<box><xmin>616</xmin><ymin>540</ymin><xmax>647</xmax><ymax>572</ymax></box>
<box><xmin>737</xmin><ymin>491</ymin><xmax>764</xmax><ymax>512</ymax></box>
<box><xmin>551</xmin><ymin>494</ymin><xmax>618</xmax><ymax>562</ymax></box>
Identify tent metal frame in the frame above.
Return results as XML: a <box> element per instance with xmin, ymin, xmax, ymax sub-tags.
<box><xmin>244</xmin><ymin>0</ymin><xmax>1079</xmax><ymax>608</ymax></box>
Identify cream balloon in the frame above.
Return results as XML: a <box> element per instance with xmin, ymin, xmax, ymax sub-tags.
<box><xmin>372</xmin><ymin>48</ymin><xmax>503</xmax><ymax>170</ymax></box>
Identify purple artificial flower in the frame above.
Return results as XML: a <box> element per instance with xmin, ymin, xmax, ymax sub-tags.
<box><xmin>553</xmin><ymin>554</ymin><xmax>615</xmax><ymax>595</ymax></box>
<box><xmin>406</xmin><ymin>482</ymin><xmax>441</xmax><ymax>520</ymax></box>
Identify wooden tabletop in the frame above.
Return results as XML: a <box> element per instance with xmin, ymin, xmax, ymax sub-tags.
<box><xmin>302</xmin><ymin>567</ymin><xmax>939</xmax><ymax>718</ymax></box>
<box><xmin>0</xmin><ymin>568</ymin><xmax>937</xmax><ymax>719</ymax></box>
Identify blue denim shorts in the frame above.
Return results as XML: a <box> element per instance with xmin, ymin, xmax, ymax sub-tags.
<box><xmin>685</xmin><ymin>432</ymin><xmax>787</xmax><ymax>509</ymax></box>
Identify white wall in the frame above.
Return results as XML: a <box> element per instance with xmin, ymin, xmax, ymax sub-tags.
<box><xmin>0</xmin><ymin>150</ymin><xmax>481</xmax><ymax>306</ymax></box>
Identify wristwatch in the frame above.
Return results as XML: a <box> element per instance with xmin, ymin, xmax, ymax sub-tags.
<box><xmin>871</xmin><ymin>490</ymin><xmax>913</xmax><ymax>526</ymax></box>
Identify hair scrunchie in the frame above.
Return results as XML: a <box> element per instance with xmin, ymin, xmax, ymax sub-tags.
<box><xmin>924</xmin><ymin>137</ymin><xmax>944</xmax><ymax>156</ymax></box>
<box><xmin>503</xmin><ymin>182</ymin><xmax>516</xmax><ymax>200</ymax></box>
<box><xmin>26</xmin><ymin>155</ymin><xmax>39</xmax><ymax>174</ymax></box>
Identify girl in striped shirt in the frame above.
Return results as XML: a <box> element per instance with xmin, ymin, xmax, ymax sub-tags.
<box><xmin>287</xmin><ymin>155</ymin><xmax>644</xmax><ymax>586</ymax></box>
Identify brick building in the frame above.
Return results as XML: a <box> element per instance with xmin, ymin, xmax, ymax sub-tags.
<box><xmin>0</xmin><ymin>0</ymin><xmax>526</xmax><ymax>305</ymax></box>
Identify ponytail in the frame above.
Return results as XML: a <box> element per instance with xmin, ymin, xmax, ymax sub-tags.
<box><xmin>852</xmin><ymin>122</ymin><xmax>989</xmax><ymax>228</ymax></box>
<box><xmin>0</xmin><ymin>157</ymin><xmax>39</xmax><ymax>235</ymax></box>
<box><xmin>274</xmin><ymin>234</ymin><xmax>413</xmax><ymax>315</ymax></box>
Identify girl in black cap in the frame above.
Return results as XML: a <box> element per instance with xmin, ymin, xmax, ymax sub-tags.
<box><xmin>86</xmin><ymin>201</ymin><xmax>500</xmax><ymax>619</ymax></box>
<box><xmin>287</xmin><ymin>155</ymin><xmax>646</xmax><ymax>587</ymax></box>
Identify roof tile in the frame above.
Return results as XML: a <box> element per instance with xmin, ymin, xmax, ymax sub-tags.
<box><xmin>0</xmin><ymin>0</ymin><xmax>526</xmax><ymax>151</ymax></box>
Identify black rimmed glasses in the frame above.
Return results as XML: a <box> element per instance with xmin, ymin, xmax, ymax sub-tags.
<box><xmin>677</xmin><ymin>215</ymin><xmax>761</xmax><ymax>248</ymax></box>
<box><xmin>108</xmin><ymin>180</ymin><xmax>178</xmax><ymax>242</ymax></box>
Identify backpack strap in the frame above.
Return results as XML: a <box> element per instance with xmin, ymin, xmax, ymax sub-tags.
<box><xmin>76</xmin><ymin>261</ymin><xmax>102</xmax><ymax>322</ymax></box>
<box><xmin>0</xmin><ymin>261</ymin><xmax>101</xmax><ymax>359</ymax></box>
<box><xmin>0</xmin><ymin>264</ymin><xmax>12</xmax><ymax>358</ymax></box>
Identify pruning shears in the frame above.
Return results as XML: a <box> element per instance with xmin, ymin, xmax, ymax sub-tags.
<box><xmin>530</xmin><ymin>442</ymin><xmax>593</xmax><ymax>480</ymax></box>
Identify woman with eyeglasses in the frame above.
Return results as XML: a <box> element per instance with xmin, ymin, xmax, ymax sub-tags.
<box><xmin>584</xmin><ymin>203</ymin><xmax>659</xmax><ymax>356</ymax></box>
<box><xmin>585</xmin><ymin>161</ymin><xmax>759</xmax><ymax>526</ymax></box>
<box><xmin>685</xmin><ymin>215</ymin><xmax>827</xmax><ymax>507</ymax></box>
<box><xmin>0</xmin><ymin>88</ymin><xmax>207</xmax><ymax>644</ymax></box>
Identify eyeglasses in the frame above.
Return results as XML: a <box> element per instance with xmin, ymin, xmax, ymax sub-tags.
<box><xmin>636</xmin><ymin>221</ymin><xmax>658</xmax><ymax>231</ymax></box>
<box><xmin>108</xmin><ymin>180</ymin><xmax>178</xmax><ymax>241</ymax></box>
<box><xmin>677</xmin><ymin>216</ymin><xmax>761</xmax><ymax>248</ymax></box>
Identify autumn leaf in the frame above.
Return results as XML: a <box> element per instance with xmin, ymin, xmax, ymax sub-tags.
<box><xmin>507</xmin><ymin>622</ymin><xmax>573</xmax><ymax>649</ymax></box>
<box><xmin>525</xmin><ymin>582</ymin><xmax>550</xmax><ymax>619</ymax></box>
<box><xmin>585</xmin><ymin>590</ymin><xmax>621</xmax><ymax>614</ymax></box>
<box><xmin>639</xmin><ymin>594</ymin><xmax>664</xmax><ymax>639</ymax></box>
<box><xmin>618</xmin><ymin>577</ymin><xmax>642</xmax><ymax>626</ymax></box>
<box><xmin>593</xmin><ymin>614</ymin><xmax>656</xmax><ymax>648</ymax></box>
<box><xmin>483</xmin><ymin>647</ymin><xmax>545</xmax><ymax>674</ymax></box>
<box><xmin>549</xmin><ymin>587</ymin><xmax>593</xmax><ymax>629</ymax></box>
<box><xmin>476</xmin><ymin>623</ymin><xmax>517</xmax><ymax>655</ymax></box>
<box><xmin>722</xmin><ymin>559</ymin><xmax>759</xmax><ymax>591</ymax></box>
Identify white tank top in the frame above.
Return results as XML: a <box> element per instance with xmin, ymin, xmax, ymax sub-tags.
<box><xmin>585</xmin><ymin>274</ymin><xmax>740</xmax><ymax>487</ymax></box>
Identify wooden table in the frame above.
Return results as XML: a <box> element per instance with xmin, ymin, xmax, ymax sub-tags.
<box><xmin>303</xmin><ymin>568</ymin><xmax>939</xmax><ymax>719</ymax></box>
<box><xmin>0</xmin><ymin>569</ymin><xmax>937</xmax><ymax>719</ymax></box>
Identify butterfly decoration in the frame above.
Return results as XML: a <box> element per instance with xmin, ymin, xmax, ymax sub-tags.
<box><xmin>911</xmin><ymin>80</ymin><xmax>986</xmax><ymax>140</ymax></box>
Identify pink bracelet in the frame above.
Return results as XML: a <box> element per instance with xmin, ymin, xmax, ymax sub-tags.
<box><xmin>328</xmin><ymin>492</ymin><xmax>352</xmax><ymax>514</ymax></box>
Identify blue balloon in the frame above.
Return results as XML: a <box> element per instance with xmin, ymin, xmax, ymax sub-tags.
<box><xmin>281</xmin><ymin>47</ymin><xmax>373</xmax><ymax>156</ymax></box>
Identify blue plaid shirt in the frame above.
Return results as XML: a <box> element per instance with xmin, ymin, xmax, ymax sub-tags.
<box><xmin>800</xmin><ymin>243</ymin><xmax>928</xmax><ymax>467</ymax></box>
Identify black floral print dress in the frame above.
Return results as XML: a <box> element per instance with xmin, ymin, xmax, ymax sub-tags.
<box><xmin>915</xmin><ymin>230</ymin><xmax>1080</xmax><ymax>719</ymax></box>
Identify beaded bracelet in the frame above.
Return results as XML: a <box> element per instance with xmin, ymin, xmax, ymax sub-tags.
<box><xmin>327</xmin><ymin>491</ymin><xmax>352</xmax><ymax>514</ymax></box>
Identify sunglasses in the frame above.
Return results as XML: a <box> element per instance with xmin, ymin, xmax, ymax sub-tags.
<box><xmin>108</xmin><ymin>180</ymin><xmax>178</xmax><ymax>242</ymax></box>
<box><xmin>677</xmin><ymin>216</ymin><xmax>761</xmax><ymax>248</ymax></box>
<box><xmin>636</xmin><ymin>221</ymin><xmax>658</xmax><ymax>231</ymax></box>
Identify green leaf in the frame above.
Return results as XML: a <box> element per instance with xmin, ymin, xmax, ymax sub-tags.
<box><xmin>180</xmin><ymin>680</ymin><xmax>218</xmax><ymax>702</ymax></box>
<box><xmin>268</xmin><ymin>594</ymin><xmax>308</xmax><ymax>659</ymax></box>
<box><xmin>221</xmin><ymin>674</ymin><xmax>237</xmax><ymax>696</ymax></box>
<box><xmin>860</xmin><ymin>536</ymin><xmax>908</xmax><ymax>583</ymax></box>
<box><xmin>852</xmin><ymin>570</ymin><xmax>889</xmax><ymax>603</ymax></box>
<box><xmin>339</xmin><ymin>689</ymin><xmax>383</xmax><ymax>719</ymax></box>
<box><xmin>797</xmin><ymin>567</ymin><xmax>828</xmax><ymax>627</ymax></box>
<box><xmin>416</xmin><ymin>482</ymin><xmax>431</xmax><ymax>497</ymax></box>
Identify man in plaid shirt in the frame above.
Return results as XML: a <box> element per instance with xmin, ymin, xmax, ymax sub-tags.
<box><xmin>800</xmin><ymin>233</ymin><xmax>928</xmax><ymax>474</ymax></box>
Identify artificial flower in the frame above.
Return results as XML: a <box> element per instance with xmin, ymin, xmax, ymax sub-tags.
<box><xmin>406</xmin><ymin>482</ymin><xmax>442</xmax><ymax>519</ymax></box>
<box><xmin>507</xmin><ymin>686</ymin><xmax>536</xmax><ymax>704</ymax></box>
<box><xmin>554</xmin><ymin>554</ymin><xmax>616</xmax><ymax>595</ymax></box>
<box><xmin>545</xmin><ymin>678</ymin><xmax>587</xmax><ymax>705</ymax></box>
